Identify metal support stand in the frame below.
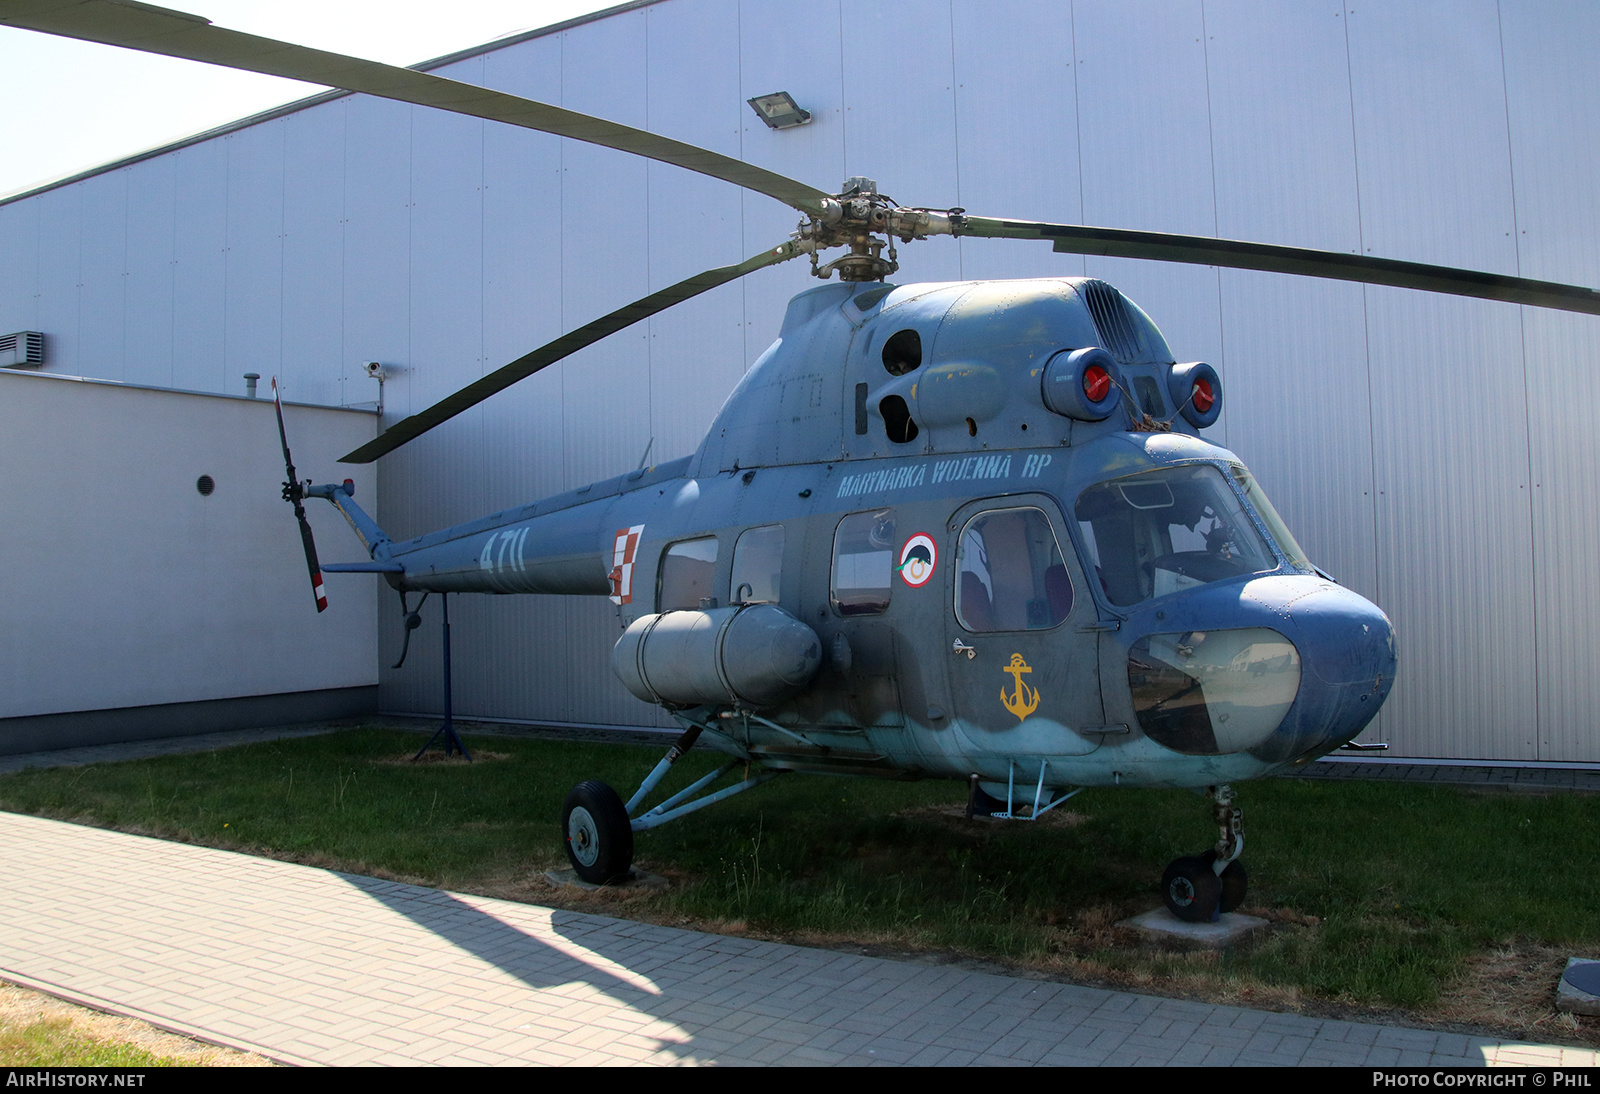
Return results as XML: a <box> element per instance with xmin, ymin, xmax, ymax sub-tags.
<box><xmin>414</xmin><ymin>593</ymin><xmax>471</xmax><ymax>762</ymax></box>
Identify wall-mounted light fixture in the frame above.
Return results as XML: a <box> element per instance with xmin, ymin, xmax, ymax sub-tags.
<box><xmin>747</xmin><ymin>92</ymin><xmax>812</xmax><ymax>130</ymax></box>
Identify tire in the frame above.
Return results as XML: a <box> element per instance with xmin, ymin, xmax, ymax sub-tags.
<box><xmin>1162</xmin><ymin>855</ymin><xmax>1222</xmax><ymax>923</ymax></box>
<box><xmin>1201</xmin><ymin>850</ymin><xmax>1248</xmax><ymax>913</ymax></box>
<box><xmin>561</xmin><ymin>780</ymin><xmax>634</xmax><ymax>884</ymax></box>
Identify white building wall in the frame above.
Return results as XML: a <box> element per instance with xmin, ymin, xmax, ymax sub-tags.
<box><xmin>1</xmin><ymin>0</ymin><xmax>1596</xmax><ymax>759</ymax></box>
<box><xmin>0</xmin><ymin>372</ymin><xmax>379</xmax><ymax>740</ymax></box>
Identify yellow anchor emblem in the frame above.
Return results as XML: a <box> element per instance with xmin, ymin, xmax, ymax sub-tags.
<box><xmin>1000</xmin><ymin>653</ymin><xmax>1041</xmax><ymax>722</ymax></box>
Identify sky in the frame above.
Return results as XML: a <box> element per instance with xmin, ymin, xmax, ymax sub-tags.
<box><xmin>0</xmin><ymin>1</ymin><xmax>624</xmax><ymax>198</ymax></box>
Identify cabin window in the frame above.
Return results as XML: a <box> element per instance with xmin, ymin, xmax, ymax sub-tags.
<box><xmin>658</xmin><ymin>536</ymin><xmax>718</xmax><ymax>611</ymax></box>
<box><xmin>1074</xmin><ymin>464</ymin><xmax>1276</xmax><ymax>607</ymax></box>
<box><xmin>832</xmin><ymin>509</ymin><xmax>895</xmax><ymax>616</ymax></box>
<box><xmin>955</xmin><ymin>507</ymin><xmax>1073</xmax><ymax>632</ymax></box>
<box><xmin>732</xmin><ymin>524</ymin><xmax>784</xmax><ymax>604</ymax></box>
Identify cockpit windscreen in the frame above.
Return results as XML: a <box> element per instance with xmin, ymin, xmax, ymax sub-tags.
<box><xmin>1074</xmin><ymin>465</ymin><xmax>1277</xmax><ymax>607</ymax></box>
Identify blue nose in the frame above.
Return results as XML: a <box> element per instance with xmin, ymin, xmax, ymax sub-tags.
<box><xmin>1238</xmin><ymin>577</ymin><xmax>1396</xmax><ymax>763</ymax></box>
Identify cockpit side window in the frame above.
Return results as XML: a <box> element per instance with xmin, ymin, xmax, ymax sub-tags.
<box><xmin>1230</xmin><ymin>464</ymin><xmax>1312</xmax><ymax>572</ymax></box>
<box><xmin>955</xmin><ymin>507</ymin><xmax>1073</xmax><ymax>632</ymax></box>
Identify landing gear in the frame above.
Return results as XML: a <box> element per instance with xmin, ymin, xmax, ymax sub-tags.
<box><xmin>562</xmin><ymin>780</ymin><xmax>633</xmax><ymax>884</ymax></box>
<box><xmin>1160</xmin><ymin>784</ymin><xmax>1247</xmax><ymax>922</ymax></box>
<box><xmin>1162</xmin><ymin>856</ymin><xmax>1221</xmax><ymax>922</ymax></box>
<box><xmin>1202</xmin><ymin>849</ymin><xmax>1248</xmax><ymax>913</ymax></box>
<box><xmin>558</xmin><ymin>718</ymin><xmax>788</xmax><ymax>886</ymax></box>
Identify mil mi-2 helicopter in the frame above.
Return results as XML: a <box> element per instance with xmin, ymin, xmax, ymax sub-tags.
<box><xmin>13</xmin><ymin>0</ymin><xmax>1600</xmax><ymax>923</ymax></box>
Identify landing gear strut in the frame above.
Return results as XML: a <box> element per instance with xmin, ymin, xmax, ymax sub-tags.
<box><xmin>1161</xmin><ymin>784</ymin><xmax>1247</xmax><ymax>923</ymax></box>
<box><xmin>558</xmin><ymin>716</ymin><xmax>787</xmax><ymax>885</ymax></box>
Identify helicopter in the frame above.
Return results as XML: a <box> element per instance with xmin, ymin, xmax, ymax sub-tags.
<box><xmin>10</xmin><ymin>0</ymin><xmax>1600</xmax><ymax>924</ymax></box>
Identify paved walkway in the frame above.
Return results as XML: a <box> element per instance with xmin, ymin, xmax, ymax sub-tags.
<box><xmin>0</xmin><ymin>811</ymin><xmax>1593</xmax><ymax>1067</ymax></box>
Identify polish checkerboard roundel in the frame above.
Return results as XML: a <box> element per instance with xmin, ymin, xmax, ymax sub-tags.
<box><xmin>899</xmin><ymin>534</ymin><xmax>937</xmax><ymax>587</ymax></box>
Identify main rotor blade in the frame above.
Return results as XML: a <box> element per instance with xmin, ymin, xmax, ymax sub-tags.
<box><xmin>957</xmin><ymin>217</ymin><xmax>1600</xmax><ymax>316</ymax></box>
<box><xmin>1</xmin><ymin>0</ymin><xmax>835</xmax><ymax>218</ymax></box>
<box><xmin>339</xmin><ymin>239</ymin><xmax>805</xmax><ymax>464</ymax></box>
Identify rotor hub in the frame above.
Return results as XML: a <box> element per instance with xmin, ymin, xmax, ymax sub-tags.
<box><xmin>799</xmin><ymin>178</ymin><xmax>959</xmax><ymax>282</ymax></box>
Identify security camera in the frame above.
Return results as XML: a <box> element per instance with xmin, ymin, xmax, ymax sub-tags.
<box><xmin>364</xmin><ymin>361</ymin><xmax>385</xmax><ymax>380</ymax></box>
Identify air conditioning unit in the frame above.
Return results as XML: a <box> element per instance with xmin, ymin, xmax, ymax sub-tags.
<box><xmin>0</xmin><ymin>331</ymin><xmax>44</xmax><ymax>368</ymax></box>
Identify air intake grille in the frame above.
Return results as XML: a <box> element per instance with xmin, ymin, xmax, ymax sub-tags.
<box><xmin>1078</xmin><ymin>281</ymin><xmax>1143</xmax><ymax>363</ymax></box>
<box><xmin>0</xmin><ymin>331</ymin><xmax>44</xmax><ymax>368</ymax></box>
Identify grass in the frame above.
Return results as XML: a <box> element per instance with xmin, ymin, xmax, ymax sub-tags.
<box><xmin>1</xmin><ymin>726</ymin><xmax>1596</xmax><ymax>1043</ymax></box>
<box><xmin>0</xmin><ymin>1015</ymin><xmax>177</xmax><ymax>1067</ymax></box>
<box><xmin>0</xmin><ymin>982</ymin><xmax>271</xmax><ymax>1067</ymax></box>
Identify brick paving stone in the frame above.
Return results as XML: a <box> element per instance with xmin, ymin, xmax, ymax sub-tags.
<box><xmin>1237</xmin><ymin>1050</ymin><xmax>1309</xmax><ymax>1066</ymax></box>
<box><xmin>1</xmin><ymin>809</ymin><xmax>1597</xmax><ymax>1067</ymax></box>
<box><xmin>1167</xmin><ymin>1042</ymin><xmax>1214</xmax><ymax>1065</ymax></box>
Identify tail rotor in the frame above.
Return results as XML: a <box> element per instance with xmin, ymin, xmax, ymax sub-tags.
<box><xmin>272</xmin><ymin>377</ymin><xmax>328</xmax><ymax>613</ymax></box>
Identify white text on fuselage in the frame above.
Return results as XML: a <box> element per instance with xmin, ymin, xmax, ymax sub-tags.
<box><xmin>480</xmin><ymin>527</ymin><xmax>529</xmax><ymax>574</ymax></box>
<box><xmin>835</xmin><ymin>453</ymin><xmax>1053</xmax><ymax>499</ymax></box>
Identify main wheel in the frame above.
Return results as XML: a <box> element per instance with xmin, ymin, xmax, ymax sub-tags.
<box><xmin>1162</xmin><ymin>855</ymin><xmax>1222</xmax><ymax>923</ymax></box>
<box><xmin>1201</xmin><ymin>850</ymin><xmax>1248</xmax><ymax>913</ymax></box>
<box><xmin>561</xmin><ymin>780</ymin><xmax>634</xmax><ymax>884</ymax></box>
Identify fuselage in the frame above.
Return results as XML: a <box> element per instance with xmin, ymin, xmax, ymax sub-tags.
<box><xmin>335</xmin><ymin>277</ymin><xmax>1397</xmax><ymax>794</ymax></box>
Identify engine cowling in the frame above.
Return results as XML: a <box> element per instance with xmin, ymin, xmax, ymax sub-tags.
<box><xmin>611</xmin><ymin>604</ymin><xmax>823</xmax><ymax>710</ymax></box>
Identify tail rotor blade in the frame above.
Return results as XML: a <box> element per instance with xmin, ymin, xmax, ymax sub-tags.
<box><xmin>297</xmin><ymin>513</ymin><xmax>328</xmax><ymax>613</ymax></box>
<box><xmin>272</xmin><ymin>377</ymin><xmax>328</xmax><ymax>612</ymax></box>
<box><xmin>272</xmin><ymin>375</ymin><xmax>298</xmax><ymax>482</ymax></box>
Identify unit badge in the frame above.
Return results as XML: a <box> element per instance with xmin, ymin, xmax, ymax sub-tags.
<box><xmin>898</xmin><ymin>533</ymin><xmax>937</xmax><ymax>587</ymax></box>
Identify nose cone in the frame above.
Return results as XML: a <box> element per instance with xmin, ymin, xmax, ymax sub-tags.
<box><xmin>1122</xmin><ymin>575</ymin><xmax>1395</xmax><ymax>762</ymax></box>
<box><xmin>1238</xmin><ymin>576</ymin><xmax>1397</xmax><ymax>763</ymax></box>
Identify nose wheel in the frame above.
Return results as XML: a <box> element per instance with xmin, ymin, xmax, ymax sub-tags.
<box><xmin>1161</xmin><ymin>785</ymin><xmax>1247</xmax><ymax>922</ymax></box>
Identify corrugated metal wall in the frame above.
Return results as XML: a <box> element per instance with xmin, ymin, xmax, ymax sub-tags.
<box><xmin>2</xmin><ymin>0</ymin><xmax>1596</xmax><ymax>759</ymax></box>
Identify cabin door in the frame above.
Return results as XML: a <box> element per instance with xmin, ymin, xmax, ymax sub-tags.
<box><xmin>943</xmin><ymin>494</ymin><xmax>1104</xmax><ymax>759</ymax></box>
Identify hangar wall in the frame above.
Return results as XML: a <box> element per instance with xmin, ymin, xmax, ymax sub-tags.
<box><xmin>0</xmin><ymin>371</ymin><xmax>379</xmax><ymax>754</ymax></box>
<box><xmin>0</xmin><ymin>0</ymin><xmax>1596</xmax><ymax>761</ymax></box>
